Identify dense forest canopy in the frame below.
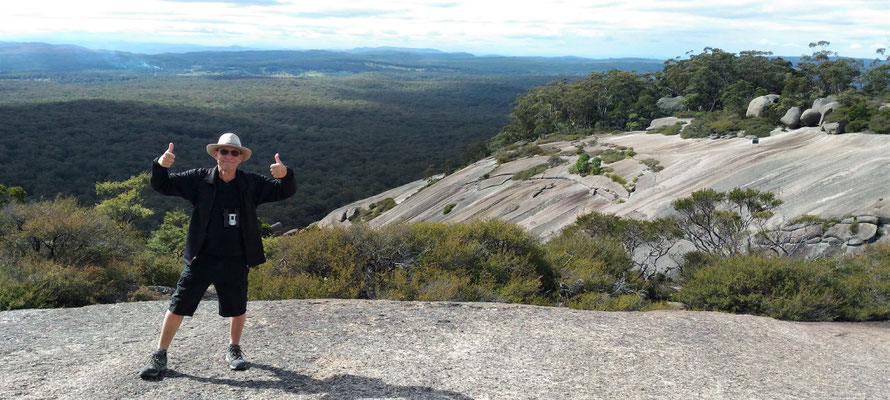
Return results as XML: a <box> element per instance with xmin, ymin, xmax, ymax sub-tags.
<box><xmin>0</xmin><ymin>43</ymin><xmax>669</xmax><ymax>230</ymax></box>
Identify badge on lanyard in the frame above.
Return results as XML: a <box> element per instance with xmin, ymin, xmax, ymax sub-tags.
<box><xmin>223</xmin><ymin>209</ymin><xmax>240</xmax><ymax>227</ymax></box>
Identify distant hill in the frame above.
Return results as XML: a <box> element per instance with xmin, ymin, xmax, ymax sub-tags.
<box><xmin>0</xmin><ymin>41</ymin><xmax>666</xmax><ymax>75</ymax></box>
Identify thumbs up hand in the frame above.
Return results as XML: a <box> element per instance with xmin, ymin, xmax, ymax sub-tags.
<box><xmin>270</xmin><ymin>153</ymin><xmax>287</xmax><ymax>178</ymax></box>
<box><xmin>159</xmin><ymin>143</ymin><xmax>175</xmax><ymax>168</ymax></box>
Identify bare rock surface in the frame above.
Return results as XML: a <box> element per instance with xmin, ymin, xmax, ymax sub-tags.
<box><xmin>2</xmin><ymin>299</ymin><xmax>889</xmax><ymax>399</ymax></box>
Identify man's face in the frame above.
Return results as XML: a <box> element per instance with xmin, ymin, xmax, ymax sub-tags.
<box><xmin>215</xmin><ymin>146</ymin><xmax>244</xmax><ymax>171</ymax></box>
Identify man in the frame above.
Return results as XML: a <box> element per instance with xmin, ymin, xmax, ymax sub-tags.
<box><xmin>139</xmin><ymin>133</ymin><xmax>296</xmax><ymax>379</ymax></box>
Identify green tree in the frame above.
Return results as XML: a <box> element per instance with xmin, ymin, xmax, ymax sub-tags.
<box><xmin>146</xmin><ymin>209</ymin><xmax>189</xmax><ymax>258</ymax></box>
<box><xmin>94</xmin><ymin>173</ymin><xmax>154</xmax><ymax>229</ymax></box>
<box><xmin>0</xmin><ymin>184</ymin><xmax>27</xmax><ymax>207</ymax></box>
<box><xmin>798</xmin><ymin>41</ymin><xmax>863</xmax><ymax>96</ymax></box>
<box><xmin>672</xmin><ymin>188</ymin><xmax>782</xmax><ymax>257</ymax></box>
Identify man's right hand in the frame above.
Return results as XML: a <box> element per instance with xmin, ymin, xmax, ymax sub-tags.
<box><xmin>158</xmin><ymin>143</ymin><xmax>175</xmax><ymax>168</ymax></box>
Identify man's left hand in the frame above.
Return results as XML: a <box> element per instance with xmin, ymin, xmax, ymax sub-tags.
<box><xmin>270</xmin><ymin>153</ymin><xmax>287</xmax><ymax>179</ymax></box>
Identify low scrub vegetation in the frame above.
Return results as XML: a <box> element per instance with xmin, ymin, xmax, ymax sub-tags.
<box><xmin>2</xmin><ymin>176</ymin><xmax>887</xmax><ymax>322</ymax></box>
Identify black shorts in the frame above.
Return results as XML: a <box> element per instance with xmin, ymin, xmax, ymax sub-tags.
<box><xmin>168</xmin><ymin>254</ymin><xmax>249</xmax><ymax>317</ymax></box>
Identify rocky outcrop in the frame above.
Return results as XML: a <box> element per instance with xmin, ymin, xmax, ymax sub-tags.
<box><xmin>656</xmin><ymin>95</ymin><xmax>686</xmax><ymax>114</ymax></box>
<box><xmin>778</xmin><ymin>214</ymin><xmax>885</xmax><ymax>258</ymax></box>
<box><xmin>316</xmin><ymin>128</ymin><xmax>890</xmax><ymax>243</ymax></box>
<box><xmin>2</xmin><ymin>300</ymin><xmax>889</xmax><ymax>399</ymax></box>
<box><xmin>818</xmin><ymin>101</ymin><xmax>841</xmax><ymax>125</ymax></box>
<box><xmin>813</xmin><ymin>96</ymin><xmax>838</xmax><ymax>113</ymax></box>
<box><xmin>780</xmin><ymin>106</ymin><xmax>802</xmax><ymax>128</ymax></box>
<box><xmin>800</xmin><ymin>108</ymin><xmax>822</xmax><ymax>127</ymax></box>
<box><xmin>645</xmin><ymin>116</ymin><xmax>692</xmax><ymax>131</ymax></box>
<box><xmin>746</xmin><ymin>94</ymin><xmax>780</xmax><ymax>117</ymax></box>
<box><xmin>822</xmin><ymin>121</ymin><xmax>844</xmax><ymax>134</ymax></box>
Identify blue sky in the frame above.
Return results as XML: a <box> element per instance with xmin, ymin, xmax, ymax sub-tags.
<box><xmin>2</xmin><ymin>0</ymin><xmax>888</xmax><ymax>58</ymax></box>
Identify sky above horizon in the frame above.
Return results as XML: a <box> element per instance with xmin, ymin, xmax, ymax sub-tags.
<box><xmin>2</xmin><ymin>0</ymin><xmax>888</xmax><ymax>59</ymax></box>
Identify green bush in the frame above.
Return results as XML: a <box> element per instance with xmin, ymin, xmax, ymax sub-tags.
<box><xmin>591</xmin><ymin>149</ymin><xmax>626</xmax><ymax>164</ymax></box>
<box><xmin>608</xmin><ymin>173</ymin><xmax>627</xmax><ymax>185</ymax></box>
<box><xmin>511</xmin><ymin>163</ymin><xmax>549</xmax><ymax>180</ymax></box>
<box><xmin>674</xmin><ymin>252</ymin><xmax>890</xmax><ymax>321</ymax></box>
<box><xmin>443</xmin><ymin>203</ymin><xmax>457</xmax><ymax>214</ymax></box>
<box><xmin>640</xmin><ymin>158</ymin><xmax>664</xmax><ymax>172</ymax></box>
<box><xmin>543</xmin><ymin>230</ymin><xmax>656</xmax><ymax>311</ymax></box>
<box><xmin>0</xmin><ymin>256</ymin><xmax>137</xmax><ymax>310</ymax></box>
<box><xmin>568</xmin><ymin>153</ymin><xmax>602</xmax><ymax>176</ymax></box>
<box><xmin>495</xmin><ymin>144</ymin><xmax>545</xmax><ymax>164</ymax></box>
<box><xmin>249</xmin><ymin>221</ymin><xmax>556</xmax><ymax>305</ymax></box>
<box><xmin>0</xmin><ymin>197</ymin><xmax>143</xmax><ymax>309</ymax></box>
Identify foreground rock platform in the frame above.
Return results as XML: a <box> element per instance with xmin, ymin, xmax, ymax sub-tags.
<box><xmin>2</xmin><ymin>299</ymin><xmax>888</xmax><ymax>399</ymax></box>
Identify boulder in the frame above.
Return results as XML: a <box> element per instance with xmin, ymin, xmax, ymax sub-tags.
<box><xmin>818</xmin><ymin>101</ymin><xmax>841</xmax><ymax>125</ymax></box>
<box><xmin>656</xmin><ymin>96</ymin><xmax>686</xmax><ymax>114</ymax></box>
<box><xmin>746</xmin><ymin>94</ymin><xmax>780</xmax><ymax>118</ymax></box>
<box><xmin>800</xmin><ymin>108</ymin><xmax>821</xmax><ymax>127</ymax></box>
<box><xmin>646</xmin><ymin>117</ymin><xmax>690</xmax><ymax>131</ymax></box>
<box><xmin>812</xmin><ymin>96</ymin><xmax>838</xmax><ymax>112</ymax></box>
<box><xmin>880</xmin><ymin>103</ymin><xmax>890</xmax><ymax>111</ymax></box>
<box><xmin>780</xmin><ymin>107</ymin><xmax>802</xmax><ymax>128</ymax></box>
<box><xmin>821</xmin><ymin>122</ymin><xmax>844</xmax><ymax>134</ymax></box>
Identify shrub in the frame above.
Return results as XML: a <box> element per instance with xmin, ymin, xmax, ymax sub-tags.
<box><xmin>641</xmin><ymin>158</ymin><xmax>664</xmax><ymax>172</ymax></box>
<box><xmin>674</xmin><ymin>252</ymin><xmax>890</xmax><ymax>321</ymax></box>
<box><xmin>249</xmin><ymin>221</ymin><xmax>556</xmax><ymax>305</ymax></box>
<box><xmin>511</xmin><ymin>163</ymin><xmax>549</xmax><ymax>180</ymax></box>
<box><xmin>542</xmin><ymin>230</ymin><xmax>654</xmax><ymax>310</ymax></box>
<box><xmin>495</xmin><ymin>144</ymin><xmax>545</xmax><ymax>164</ymax></box>
<box><xmin>349</xmin><ymin>198</ymin><xmax>398</xmax><ymax>222</ymax></box>
<box><xmin>443</xmin><ymin>203</ymin><xmax>457</xmax><ymax>214</ymax></box>
<box><xmin>0</xmin><ymin>256</ymin><xmax>137</xmax><ymax>310</ymax></box>
<box><xmin>0</xmin><ymin>197</ymin><xmax>141</xmax><ymax>268</ymax></box>
<box><xmin>569</xmin><ymin>153</ymin><xmax>602</xmax><ymax>176</ymax></box>
<box><xmin>608</xmin><ymin>173</ymin><xmax>626</xmax><ymax>185</ymax></box>
<box><xmin>591</xmin><ymin>149</ymin><xmax>626</xmax><ymax>164</ymax></box>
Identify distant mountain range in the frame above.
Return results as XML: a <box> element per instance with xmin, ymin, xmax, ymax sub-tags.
<box><xmin>0</xmin><ymin>41</ymin><xmax>667</xmax><ymax>76</ymax></box>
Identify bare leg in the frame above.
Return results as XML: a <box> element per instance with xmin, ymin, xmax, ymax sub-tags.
<box><xmin>157</xmin><ymin>310</ymin><xmax>185</xmax><ymax>350</ymax></box>
<box><xmin>229</xmin><ymin>313</ymin><xmax>246</xmax><ymax>345</ymax></box>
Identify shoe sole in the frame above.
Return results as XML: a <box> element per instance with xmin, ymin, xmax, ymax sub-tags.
<box><xmin>139</xmin><ymin>369</ymin><xmax>166</xmax><ymax>380</ymax></box>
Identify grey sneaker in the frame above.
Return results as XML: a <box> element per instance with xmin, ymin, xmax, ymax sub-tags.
<box><xmin>139</xmin><ymin>350</ymin><xmax>167</xmax><ymax>379</ymax></box>
<box><xmin>226</xmin><ymin>344</ymin><xmax>249</xmax><ymax>370</ymax></box>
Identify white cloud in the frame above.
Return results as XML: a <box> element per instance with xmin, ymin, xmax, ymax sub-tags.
<box><xmin>1</xmin><ymin>0</ymin><xmax>888</xmax><ymax>57</ymax></box>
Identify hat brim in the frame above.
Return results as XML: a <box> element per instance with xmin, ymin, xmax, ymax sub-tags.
<box><xmin>207</xmin><ymin>144</ymin><xmax>252</xmax><ymax>161</ymax></box>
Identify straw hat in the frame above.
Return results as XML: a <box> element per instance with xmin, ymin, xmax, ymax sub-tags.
<box><xmin>206</xmin><ymin>133</ymin><xmax>252</xmax><ymax>161</ymax></box>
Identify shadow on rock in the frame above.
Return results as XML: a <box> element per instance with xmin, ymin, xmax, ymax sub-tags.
<box><xmin>167</xmin><ymin>363</ymin><xmax>473</xmax><ymax>400</ymax></box>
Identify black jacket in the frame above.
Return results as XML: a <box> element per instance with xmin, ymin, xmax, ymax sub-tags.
<box><xmin>151</xmin><ymin>157</ymin><xmax>297</xmax><ymax>267</ymax></box>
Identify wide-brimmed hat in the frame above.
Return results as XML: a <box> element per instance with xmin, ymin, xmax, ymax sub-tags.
<box><xmin>207</xmin><ymin>133</ymin><xmax>251</xmax><ymax>161</ymax></box>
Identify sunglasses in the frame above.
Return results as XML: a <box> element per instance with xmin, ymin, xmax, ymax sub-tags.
<box><xmin>218</xmin><ymin>149</ymin><xmax>241</xmax><ymax>157</ymax></box>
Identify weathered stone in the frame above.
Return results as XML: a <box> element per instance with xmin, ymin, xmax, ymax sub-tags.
<box><xmin>812</xmin><ymin>96</ymin><xmax>838</xmax><ymax>112</ymax></box>
<box><xmin>854</xmin><ymin>222</ymin><xmax>878</xmax><ymax>243</ymax></box>
<box><xmin>780</xmin><ymin>107</ymin><xmax>802</xmax><ymax>128</ymax></box>
<box><xmin>848</xmin><ymin>237</ymin><xmax>865</xmax><ymax>246</ymax></box>
<box><xmin>800</xmin><ymin>108</ymin><xmax>821</xmax><ymax>127</ymax></box>
<box><xmin>746</xmin><ymin>94</ymin><xmax>780</xmax><ymax>117</ymax></box>
<box><xmin>646</xmin><ymin>116</ymin><xmax>690</xmax><ymax>131</ymax></box>
<box><xmin>818</xmin><ymin>101</ymin><xmax>840</xmax><ymax>115</ymax></box>
<box><xmin>824</xmin><ymin>224</ymin><xmax>852</xmax><ymax>242</ymax></box>
<box><xmin>822</xmin><ymin>122</ymin><xmax>844</xmax><ymax>134</ymax></box>
<box><xmin>656</xmin><ymin>96</ymin><xmax>686</xmax><ymax>113</ymax></box>
<box><xmin>842</xmin><ymin>215</ymin><xmax>878</xmax><ymax>224</ymax></box>
<box><xmin>787</xmin><ymin>225</ymin><xmax>823</xmax><ymax>243</ymax></box>
<box><xmin>270</xmin><ymin>222</ymin><xmax>284</xmax><ymax>235</ymax></box>
<box><xmin>819</xmin><ymin>102</ymin><xmax>841</xmax><ymax>125</ymax></box>
<box><xmin>880</xmin><ymin>103</ymin><xmax>890</xmax><ymax>111</ymax></box>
